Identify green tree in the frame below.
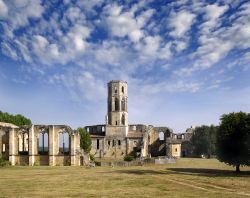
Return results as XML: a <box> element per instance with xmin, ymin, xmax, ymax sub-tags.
<box><xmin>78</xmin><ymin>127</ymin><xmax>92</xmax><ymax>153</ymax></box>
<box><xmin>191</xmin><ymin>125</ymin><xmax>217</xmax><ymax>158</ymax></box>
<box><xmin>0</xmin><ymin>111</ymin><xmax>31</xmax><ymax>126</ymax></box>
<box><xmin>217</xmin><ymin>112</ymin><xmax>250</xmax><ymax>173</ymax></box>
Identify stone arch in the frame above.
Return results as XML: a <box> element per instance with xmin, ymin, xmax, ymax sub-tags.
<box><xmin>58</xmin><ymin>129</ymin><xmax>70</xmax><ymax>154</ymax></box>
<box><xmin>17</xmin><ymin>129</ymin><xmax>29</xmax><ymax>154</ymax></box>
<box><xmin>38</xmin><ymin>128</ymin><xmax>49</xmax><ymax>154</ymax></box>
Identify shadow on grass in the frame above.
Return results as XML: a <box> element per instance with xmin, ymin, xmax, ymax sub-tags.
<box><xmin>113</xmin><ymin>169</ymin><xmax>163</xmax><ymax>175</ymax></box>
<box><xmin>167</xmin><ymin>168</ymin><xmax>250</xmax><ymax>177</ymax></box>
<box><xmin>113</xmin><ymin>168</ymin><xmax>250</xmax><ymax>177</ymax></box>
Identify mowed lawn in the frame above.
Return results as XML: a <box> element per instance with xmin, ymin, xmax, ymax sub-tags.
<box><xmin>0</xmin><ymin>158</ymin><xmax>250</xmax><ymax>198</ymax></box>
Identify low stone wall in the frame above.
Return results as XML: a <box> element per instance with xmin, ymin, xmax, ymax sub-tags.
<box><xmin>155</xmin><ymin>157</ymin><xmax>176</xmax><ymax>164</ymax></box>
<box><xmin>100</xmin><ymin>161</ymin><xmax>146</xmax><ymax>167</ymax></box>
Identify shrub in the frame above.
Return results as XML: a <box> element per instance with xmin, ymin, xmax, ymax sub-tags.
<box><xmin>0</xmin><ymin>158</ymin><xmax>10</xmax><ymax>167</ymax></box>
<box><xmin>124</xmin><ymin>155</ymin><xmax>134</xmax><ymax>162</ymax></box>
<box><xmin>89</xmin><ymin>153</ymin><xmax>95</xmax><ymax>162</ymax></box>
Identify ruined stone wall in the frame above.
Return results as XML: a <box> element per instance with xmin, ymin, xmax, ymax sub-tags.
<box><xmin>105</xmin><ymin>125</ymin><xmax>127</xmax><ymax>138</ymax></box>
<box><xmin>126</xmin><ymin>138</ymin><xmax>142</xmax><ymax>157</ymax></box>
<box><xmin>90</xmin><ymin>137</ymin><xmax>127</xmax><ymax>159</ymax></box>
<box><xmin>148</xmin><ymin>127</ymin><xmax>170</xmax><ymax>157</ymax></box>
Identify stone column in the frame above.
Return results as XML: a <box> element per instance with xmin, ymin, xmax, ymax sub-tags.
<box><xmin>49</xmin><ymin>126</ymin><xmax>56</xmax><ymax>166</ymax></box>
<box><xmin>29</xmin><ymin>125</ymin><xmax>35</xmax><ymax>166</ymax></box>
<box><xmin>70</xmin><ymin>134</ymin><xmax>76</xmax><ymax>166</ymax></box>
<box><xmin>9</xmin><ymin>128</ymin><xmax>16</xmax><ymax>166</ymax></box>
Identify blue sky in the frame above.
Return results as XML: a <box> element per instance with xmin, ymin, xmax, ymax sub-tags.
<box><xmin>0</xmin><ymin>0</ymin><xmax>250</xmax><ymax>132</ymax></box>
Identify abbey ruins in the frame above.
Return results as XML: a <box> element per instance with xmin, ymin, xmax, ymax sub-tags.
<box><xmin>0</xmin><ymin>80</ymin><xmax>193</xmax><ymax>166</ymax></box>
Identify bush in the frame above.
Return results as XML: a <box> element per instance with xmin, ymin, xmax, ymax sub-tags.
<box><xmin>78</xmin><ymin>127</ymin><xmax>92</xmax><ymax>153</ymax></box>
<box><xmin>124</xmin><ymin>155</ymin><xmax>134</xmax><ymax>162</ymax></box>
<box><xmin>89</xmin><ymin>153</ymin><xmax>95</xmax><ymax>162</ymax></box>
<box><xmin>0</xmin><ymin>158</ymin><xmax>10</xmax><ymax>167</ymax></box>
<box><xmin>0</xmin><ymin>111</ymin><xmax>31</xmax><ymax>126</ymax></box>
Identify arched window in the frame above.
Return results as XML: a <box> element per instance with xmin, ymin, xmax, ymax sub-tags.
<box><xmin>121</xmin><ymin>98</ymin><xmax>125</xmax><ymax>111</ymax></box>
<box><xmin>121</xmin><ymin>114</ymin><xmax>125</xmax><ymax>125</ymax></box>
<box><xmin>122</xmin><ymin>86</ymin><xmax>124</xmax><ymax>93</ymax></box>
<box><xmin>159</xmin><ymin>132</ymin><xmax>164</xmax><ymax>141</ymax></box>
<box><xmin>38</xmin><ymin>130</ymin><xmax>49</xmax><ymax>154</ymax></box>
<box><xmin>118</xmin><ymin>140</ymin><xmax>121</xmax><ymax>146</ymax></box>
<box><xmin>115</xmin><ymin>97</ymin><xmax>119</xmax><ymax>111</ymax></box>
<box><xmin>18</xmin><ymin>132</ymin><xmax>29</xmax><ymax>154</ymax></box>
<box><xmin>59</xmin><ymin>131</ymin><xmax>70</xmax><ymax>154</ymax></box>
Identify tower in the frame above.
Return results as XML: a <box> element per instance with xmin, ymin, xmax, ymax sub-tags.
<box><xmin>107</xmin><ymin>80</ymin><xmax>128</xmax><ymax>127</ymax></box>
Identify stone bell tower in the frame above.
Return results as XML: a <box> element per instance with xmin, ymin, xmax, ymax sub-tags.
<box><xmin>107</xmin><ymin>80</ymin><xmax>128</xmax><ymax>127</ymax></box>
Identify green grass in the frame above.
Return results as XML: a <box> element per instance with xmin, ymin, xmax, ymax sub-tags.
<box><xmin>0</xmin><ymin>158</ymin><xmax>249</xmax><ymax>197</ymax></box>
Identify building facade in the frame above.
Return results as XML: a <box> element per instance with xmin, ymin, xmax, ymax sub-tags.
<box><xmin>87</xmin><ymin>80</ymin><xmax>185</xmax><ymax>159</ymax></box>
<box><xmin>0</xmin><ymin>123</ymin><xmax>82</xmax><ymax>166</ymax></box>
<box><xmin>0</xmin><ymin>80</ymin><xmax>194</xmax><ymax>166</ymax></box>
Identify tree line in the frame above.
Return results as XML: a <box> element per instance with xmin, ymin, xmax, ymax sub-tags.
<box><xmin>0</xmin><ymin>111</ymin><xmax>31</xmax><ymax>126</ymax></box>
<box><xmin>190</xmin><ymin>111</ymin><xmax>250</xmax><ymax>172</ymax></box>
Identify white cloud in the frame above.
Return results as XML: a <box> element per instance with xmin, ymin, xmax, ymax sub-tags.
<box><xmin>5</xmin><ymin>0</ymin><xmax>44</xmax><ymax>29</ymax></box>
<box><xmin>0</xmin><ymin>0</ymin><xmax>8</xmax><ymax>18</ymax></box>
<box><xmin>104</xmin><ymin>4</ymin><xmax>155</xmax><ymax>43</ymax></box>
<box><xmin>1</xmin><ymin>42</ymin><xmax>18</xmax><ymax>60</ymax></box>
<box><xmin>169</xmin><ymin>10</ymin><xmax>195</xmax><ymax>37</ymax></box>
<box><xmin>200</xmin><ymin>4</ymin><xmax>228</xmax><ymax>33</ymax></box>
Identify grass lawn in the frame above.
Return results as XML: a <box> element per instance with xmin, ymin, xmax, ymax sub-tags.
<box><xmin>0</xmin><ymin>158</ymin><xmax>249</xmax><ymax>197</ymax></box>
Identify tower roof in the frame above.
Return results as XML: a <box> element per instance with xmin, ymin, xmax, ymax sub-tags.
<box><xmin>108</xmin><ymin>80</ymin><xmax>127</xmax><ymax>84</ymax></box>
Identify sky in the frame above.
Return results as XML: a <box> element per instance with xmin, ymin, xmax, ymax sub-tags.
<box><xmin>0</xmin><ymin>0</ymin><xmax>250</xmax><ymax>133</ymax></box>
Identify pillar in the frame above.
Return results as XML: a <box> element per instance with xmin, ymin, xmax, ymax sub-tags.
<box><xmin>28</xmin><ymin>125</ymin><xmax>35</xmax><ymax>166</ymax></box>
<box><xmin>70</xmin><ymin>134</ymin><xmax>76</xmax><ymax>166</ymax></box>
<box><xmin>9</xmin><ymin>128</ymin><xmax>16</xmax><ymax>166</ymax></box>
<box><xmin>49</xmin><ymin>126</ymin><xmax>56</xmax><ymax>166</ymax></box>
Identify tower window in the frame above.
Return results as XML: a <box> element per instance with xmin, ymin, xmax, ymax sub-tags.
<box><xmin>121</xmin><ymin>98</ymin><xmax>125</xmax><ymax>111</ymax></box>
<box><xmin>118</xmin><ymin>140</ymin><xmax>121</xmax><ymax>146</ymax></box>
<box><xmin>122</xmin><ymin>86</ymin><xmax>124</xmax><ymax>93</ymax></box>
<box><xmin>115</xmin><ymin>97</ymin><xmax>119</xmax><ymax>111</ymax></box>
<box><xmin>108</xmin><ymin>140</ymin><xmax>110</xmax><ymax>146</ymax></box>
<box><xmin>108</xmin><ymin>101</ymin><xmax>112</xmax><ymax>112</ymax></box>
<box><xmin>115</xmin><ymin>87</ymin><xmax>117</xmax><ymax>93</ymax></box>
<box><xmin>121</xmin><ymin>114</ymin><xmax>125</xmax><ymax>125</ymax></box>
<box><xmin>116</xmin><ymin>121</ymin><xmax>118</xmax><ymax>125</ymax></box>
<box><xmin>97</xmin><ymin>139</ymin><xmax>99</xmax><ymax>150</ymax></box>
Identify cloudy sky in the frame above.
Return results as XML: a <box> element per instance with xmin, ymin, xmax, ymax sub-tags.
<box><xmin>0</xmin><ymin>0</ymin><xmax>250</xmax><ymax>132</ymax></box>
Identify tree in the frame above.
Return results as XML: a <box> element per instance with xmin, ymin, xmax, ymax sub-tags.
<box><xmin>0</xmin><ymin>111</ymin><xmax>31</xmax><ymax>126</ymax></box>
<box><xmin>191</xmin><ymin>125</ymin><xmax>217</xmax><ymax>158</ymax></box>
<box><xmin>217</xmin><ymin>112</ymin><xmax>250</xmax><ymax>173</ymax></box>
<box><xmin>78</xmin><ymin>127</ymin><xmax>92</xmax><ymax>153</ymax></box>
